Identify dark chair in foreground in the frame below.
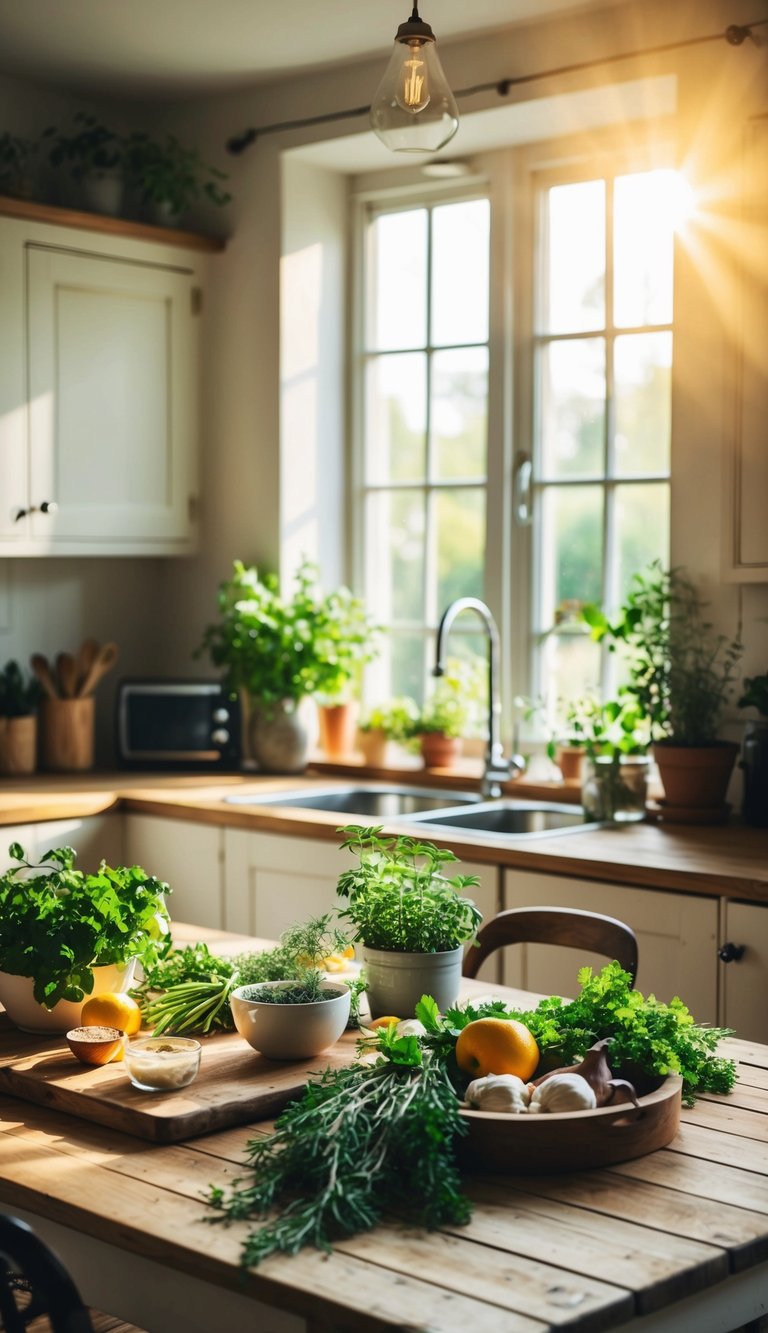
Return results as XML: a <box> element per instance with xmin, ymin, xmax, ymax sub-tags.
<box><xmin>462</xmin><ymin>905</ymin><xmax>638</xmax><ymax>987</ymax></box>
<box><xmin>0</xmin><ymin>1214</ymin><xmax>94</xmax><ymax>1333</ymax></box>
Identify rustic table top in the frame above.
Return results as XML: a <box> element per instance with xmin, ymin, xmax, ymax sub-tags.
<box><xmin>0</xmin><ymin>928</ymin><xmax>766</xmax><ymax>1332</ymax></box>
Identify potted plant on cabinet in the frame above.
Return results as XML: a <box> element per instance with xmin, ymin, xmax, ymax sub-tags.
<box><xmin>198</xmin><ymin>558</ymin><xmax>377</xmax><ymax>773</ymax></box>
<box><xmin>737</xmin><ymin>672</ymin><xmax>768</xmax><ymax>827</ymax></box>
<box><xmin>0</xmin><ymin>661</ymin><xmax>42</xmax><ymax>775</ymax></box>
<box><xmin>0</xmin><ymin>843</ymin><xmax>171</xmax><ymax>1033</ymax></box>
<box><xmin>126</xmin><ymin>131</ymin><xmax>230</xmax><ymax>226</ymax></box>
<box><xmin>0</xmin><ymin>131</ymin><xmax>39</xmax><ymax>200</ymax></box>
<box><xmin>336</xmin><ymin>826</ymin><xmax>482</xmax><ymax>1018</ymax></box>
<box><xmin>44</xmin><ymin>114</ymin><xmax>127</xmax><ymax>215</ymax></box>
<box><xmin>584</xmin><ymin>562</ymin><xmax>743</xmax><ymax>821</ymax></box>
<box><xmin>357</xmin><ymin>696</ymin><xmax>420</xmax><ymax>768</ymax></box>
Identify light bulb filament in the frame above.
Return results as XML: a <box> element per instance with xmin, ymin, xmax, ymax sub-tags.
<box><xmin>397</xmin><ymin>41</ymin><xmax>430</xmax><ymax>113</ymax></box>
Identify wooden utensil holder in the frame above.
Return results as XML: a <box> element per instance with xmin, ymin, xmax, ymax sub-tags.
<box><xmin>40</xmin><ymin>697</ymin><xmax>95</xmax><ymax>772</ymax></box>
<box><xmin>0</xmin><ymin>715</ymin><xmax>37</xmax><ymax>775</ymax></box>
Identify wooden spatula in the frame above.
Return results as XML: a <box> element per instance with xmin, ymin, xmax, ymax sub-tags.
<box><xmin>75</xmin><ymin>638</ymin><xmax>100</xmax><ymax>694</ymax></box>
<box><xmin>78</xmin><ymin>641</ymin><xmax>119</xmax><ymax>697</ymax></box>
<box><xmin>56</xmin><ymin>651</ymin><xmax>78</xmax><ymax>699</ymax></box>
<box><xmin>30</xmin><ymin>653</ymin><xmax>58</xmax><ymax>699</ymax></box>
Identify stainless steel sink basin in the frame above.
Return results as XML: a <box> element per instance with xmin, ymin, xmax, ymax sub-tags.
<box><xmin>408</xmin><ymin>798</ymin><xmax>592</xmax><ymax>836</ymax></box>
<box><xmin>225</xmin><ymin>783</ymin><xmax>481</xmax><ymax>818</ymax></box>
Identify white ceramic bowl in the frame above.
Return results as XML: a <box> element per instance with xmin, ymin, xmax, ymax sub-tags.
<box><xmin>230</xmin><ymin>980</ymin><xmax>351</xmax><ymax>1060</ymax></box>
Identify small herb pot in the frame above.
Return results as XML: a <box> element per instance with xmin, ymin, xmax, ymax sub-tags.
<box><xmin>230</xmin><ymin>980</ymin><xmax>351</xmax><ymax>1060</ymax></box>
<box><xmin>363</xmin><ymin>945</ymin><xmax>463</xmax><ymax>1020</ymax></box>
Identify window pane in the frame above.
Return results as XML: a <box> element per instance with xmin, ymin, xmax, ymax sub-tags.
<box><xmin>539</xmin><ymin>338</ymin><xmax>605</xmax><ymax>478</ymax></box>
<box><xmin>365</xmin><ymin>353</ymin><xmax>426</xmax><ymax>482</ymax></box>
<box><xmin>369</xmin><ymin>209</ymin><xmax>427</xmax><ymax>351</ymax></box>
<box><xmin>540</xmin><ymin>180</ymin><xmax>605</xmax><ymax>334</ymax></box>
<box><xmin>431</xmin><ymin>346</ymin><xmax>488</xmax><ymax>479</ymax></box>
<box><xmin>614</xmin><ymin>482</ymin><xmax>670</xmax><ymax>603</ymax></box>
<box><xmin>431</xmin><ymin>199</ymin><xmax>490</xmax><ymax>346</ymax></box>
<box><xmin>614</xmin><ymin>170</ymin><xmax>675</xmax><ymax>327</ymax></box>
<box><xmin>365</xmin><ymin>489</ymin><xmax>425</xmax><ymax>622</ymax></box>
<box><xmin>435</xmin><ymin>488</ymin><xmax>485</xmax><ymax>611</ymax></box>
<box><xmin>614</xmin><ymin>332</ymin><xmax>672</xmax><ymax>476</ymax></box>
<box><xmin>540</xmin><ymin>632</ymin><xmax>602</xmax><ymax>721</ymax></box>
<box><xmin>390</xmin><ymin>633</ymin><xmax>428</xmax><ymax>701</ymax></box>
<box><xmin>539</xmin><ymin>485</ymin><xmax>604</xmax><ymax>627</ymax></box>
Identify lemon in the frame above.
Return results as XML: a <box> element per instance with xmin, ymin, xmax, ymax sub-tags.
<box><xmin>81</xmin><ymin>992</ymin><xmax>142</xmax><ymax>1036</ymax></box>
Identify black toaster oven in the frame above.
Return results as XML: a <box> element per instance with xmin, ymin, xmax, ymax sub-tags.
<box><xmin>116</xmin><ymin>679</ymin><xmax>241</xmax><ymax>770</ymax></box>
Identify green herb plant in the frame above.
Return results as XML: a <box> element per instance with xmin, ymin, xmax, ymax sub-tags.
<box><xmin>0</xmin><ymin>131</ymin><xmax>38</xmax><ymax>197</ymax></box>
<box><xmin>197</xmin><ymin>558</ymin><xmax>380</xmax><ymax>711</ymax></box>
<box><xmin>0</xmin><ymin>661</ymin><xmax>42</xmax><ymax>718</ymax></box>
<box><xmin>137</xmin><ymin>914</ymin><xmax>354</xmax><ymax>1034</ymax></box>
<box><xmin>415</xmin><ymin>655</ymin><xmax>486</xmax><ymax>740</ymax></box>
<box><xmin>45</xmin><ymin>113</ymin><xmax>125</xmax><ymax>179</ymax></box>
<box><xmin>336</xmin><ymin>826</ymin><xmax>482</xmax><ymax>953</ymax></box>
<box><xmin>125</xmin><ymin>131</ymin><xmax>231</xmax><ymax>217</ymax></box>
<box><xmin>0</xmin><ymin>844</ymin><xmax>171</xmax><ymax>1008</ymax></box>
<box><xmin>583</xmin><ymin>561</ymin><xmax>742</xmax><ymax>746</ymax></box>
<box><xmin>358</xmin><ymin>696</ymin><xmax>420</xmax><ymax>741</ymax></box>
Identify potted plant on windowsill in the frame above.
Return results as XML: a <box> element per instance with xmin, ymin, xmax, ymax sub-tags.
<box><xmin>313</xmin><ymin>586</ymin><xmax>381</xmax><ymax>761</ymax></box>
<box><xmin>0</xmin><ymin>843</ymin><xmax>171</xmax><ymax>1033</ymax></box>
<box><xmin>336</xmin><ymin>826</ymin><xmax>482</xmax><ymax>1019</ymax></box>
<box><xmin>415</xmin><ymin>657</ymin><xmax>483</xmax><ymax>769</ymax></box>
<box><xmin>545</xmin><ymin>694</ymin><xmax>602</xmax><ymax>784</ymax></box>
<box><xmin>357</xmin><ymin>696</ymin><xmax>420</xmax><ymax>768</ymax></box>
<box><xmin>0</xmin><ymin>661</ymin><xmax>42</xmax><ymax>775</ymax></box>
<box><xmin>198</xmin><ymin>559</ymin><xmax>378</xmax><ymax>774</ymax></box>
<box><xmin>584</xmin><ymin>562</ymin><xmax>743</xmax><ymax>821</ymax></box>
<box><xmin>577</xmin><ymin>700</ymin><xmax>650</xmax><ymax>824</ymax></box>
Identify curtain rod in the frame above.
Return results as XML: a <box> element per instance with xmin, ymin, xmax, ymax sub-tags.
<box><xmin>226</xmin><ymin>19</ymin><xmax>767</xmax><ymax>155</ymax></box>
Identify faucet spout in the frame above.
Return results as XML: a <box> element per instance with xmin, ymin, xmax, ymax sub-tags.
<box><xmin>433</xmin><ymin>597</ymin><xmax>524</xmax><ymax>798</ymax></box>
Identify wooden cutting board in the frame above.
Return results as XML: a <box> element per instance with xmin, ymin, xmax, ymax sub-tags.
<box><xmin>0</xmin><ymin>1016</ymin><xmax>358</xmax><ymax>1143</ymax></box>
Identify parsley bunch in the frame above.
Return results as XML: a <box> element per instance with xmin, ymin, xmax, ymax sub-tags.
<box><xmin>0</xmin><ymin>843</ymin><xmax>171</xmax><ymax>1008</ymax></box>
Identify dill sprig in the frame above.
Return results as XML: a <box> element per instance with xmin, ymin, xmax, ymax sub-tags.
<box><xmin>208</xmin><ymin>1047</ymin><xmax>469</xmax><ymax>1267</ymax></box>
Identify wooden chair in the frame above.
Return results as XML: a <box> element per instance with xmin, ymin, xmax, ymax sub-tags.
<box><xmin>462</xmin><ymin>905</ymin><xmax>638</xmax><ymax>987</ymax></box>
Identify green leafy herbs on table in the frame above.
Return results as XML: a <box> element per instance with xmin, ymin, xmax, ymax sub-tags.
<box><xmin>208</xmin><ymin>962</ymin><xmax>736</xmax><ymax>1268</ymax></box>
<box><xmin>137</xmin><ymin>915</ymin><xmax>356</xmax><ymax>1034</ymax></box>
<box><xmin>0</xmin><ymin>844</ymin><xmax>171</xmax><ymax>1008</ymax></box>
<box><xmin>209</xmin><ymin>1038</ymin><xmax>468</xmax><ymax>1267</ymax></box>
<box><xmin>336</xmin><ymin>826</ymin><xmax>482</xmax><ymax>952</ymax></box>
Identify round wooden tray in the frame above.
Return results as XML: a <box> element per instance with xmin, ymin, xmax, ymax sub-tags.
<box><xmin>458</xmin><ymin>1074</ymin><xmax>683</xmax><ymax>1174</ymax></box>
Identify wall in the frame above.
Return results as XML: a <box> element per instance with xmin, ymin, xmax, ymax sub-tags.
<box><xmin>1</xmin><ymin>0</ymin><xmax>767</xmax><ymax>762</ymax></box>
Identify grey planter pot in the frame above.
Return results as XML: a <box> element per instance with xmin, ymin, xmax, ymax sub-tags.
<box><xmin>363</xmin><ymin>945</ymin><xmax>463</xmax><ymax>1019</ymax></box>
<box><xmin>248</xmin><ymin>697</ymin><xmax>317</xmax><ymax>774</ymax></box>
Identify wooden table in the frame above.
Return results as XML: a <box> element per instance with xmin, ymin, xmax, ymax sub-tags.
<box><xmin>0</xmin><ymin>929</ymin><xmax>767</xmax><ymax>1333</ymax></box>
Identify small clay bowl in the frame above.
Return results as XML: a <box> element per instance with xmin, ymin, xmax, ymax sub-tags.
<box><xmin>66</xmin><ymin>1025</ymin><xmax>125</xmax><ymax>1066</ymax></box>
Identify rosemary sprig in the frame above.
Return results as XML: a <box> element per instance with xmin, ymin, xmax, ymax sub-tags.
<box><xmin>208</xmin><ymin>1046</ymin><xmax>470</xmax><ymax>1266</ymax></box>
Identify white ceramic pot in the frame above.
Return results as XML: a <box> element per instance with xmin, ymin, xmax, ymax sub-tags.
<box><xmin>363</xmin><ymin>945</ymin><xmax>463</xmax><ymax>1020</ymax></box>
<box><xmin>0</xmin><ymin>959</ymin><xmax>138</xmax><ymax>1034</ymax></box>
<box><xmin>248</xmin><ymin>697</ymin><xmax>318</xmax><ymax>774</ymax></box>
<box><xmin>230</xmin><ymin>980</ymin><xmax>351</xmax><ymax>1060</ymax></box>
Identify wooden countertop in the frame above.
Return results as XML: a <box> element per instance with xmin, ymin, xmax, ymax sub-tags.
<box><xmin>0</xmin><ymin>944</ymin><xmax>766</xmax><ymax>1332</ymax></box>
<box><xmin>2</xmin><ymin>767</ymin><xmax>768</xmax><ymax>903</ymax></box>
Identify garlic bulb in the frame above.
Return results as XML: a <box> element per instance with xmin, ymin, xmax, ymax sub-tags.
<box><xmin>465</xmin><ymin>1073</ymin><xmax>531</xmax><ymax>1114</ymax></box>
<box><xmin>529</xmin><ymin>1072</ymin><xmax>597</xmax><ymax>1114</ymax></box>
<box><xmin>395</xmin><ymin>1019</ymin><xmax>427</xmax><ymax>1038</ymax></box>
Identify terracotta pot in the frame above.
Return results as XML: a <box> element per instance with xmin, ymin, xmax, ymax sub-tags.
<box><xmin>420</xmin><ymin>732</ymin><xmax>462</xmax><ymax>769</ymax></box>
<box><xmin>653</xmin><ymin>741</ymin><xmax>739</xmax><ymax>818</ymax></box>
<box><xmin>0</xmin><ymin>715</ymin><xmax>37</xmax><ymax>775</ymax></box>
<box><xmin>318</xmin><ymin>702</ymin><xmax>360</xmax><ymax>760</ymax></box>
<box><xmin>556</xmin><ymin>745</ymin><xmax>585</xmax><ymax>784</ymax></box>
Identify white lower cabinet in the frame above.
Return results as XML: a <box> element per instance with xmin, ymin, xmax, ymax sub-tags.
<box><xmin>502</xmin><ymin>869</ymin><xmax>719</xmax><ymax>1025</ymax></box>
<box><xmin>1</xmin><ymin>815</ymin><xmax>123</xmax><ymax>873</ymax></box>
<box><xmin>123</xmin><ymin>814</ymin><xmax>224</xmax><ymax>930</ymax></box>
<box><xmin>719</xmin><ymin>899</ymin><xmax>768</xmax><ymax>1043</ymax></box>
<box><xmin>223</xmin><ymin>828</ymin><xmax>499</xmax><ymax>977</ymax></box>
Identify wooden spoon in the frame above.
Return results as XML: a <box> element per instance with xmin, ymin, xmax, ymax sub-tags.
<box><xmin>75</xmin><ymin>638</ymin><xmax>100</xmax><ymax>694</ymax></box>
<box><xmin>30</xmin><ymin>653</ymin><xmax>58</xmax><ymax>699</ymax></box>
<box><xmin>78</xmin><ymin>641</ymin><xmax>119</xmax><ymax>697</ymax></box>
<box><xmin>56</xmin><ymin>651</ymin><xmax>78</xmax><ymax>699</ymax></box>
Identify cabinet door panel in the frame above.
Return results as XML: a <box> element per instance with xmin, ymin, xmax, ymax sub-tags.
<box><xmin>224</xmin><ymin>830</ymin><xmax>345</xmax><ymax>939</ymax></box>
<box><xmin>503</xmin><ymin>869</ymin><xmax>718</xmax><ymax>1023</ymax></box>
<box><xmin>27</xmin><ymin>245</ymin><xmax>197</xmax><ymax>547</ymax></box>
<box><xmin>721</xmin><ymin>900</ymin><xmax>768</xmax><ymax>1043</ymax></box>
<box><xmin>124</xmin><ymin>815</ymin><xmax>223</xmax><ymax>930</ymax></box>
<box><xmin>36</xmin><ymin>814</ymin><xmax>123</xmax><ymax>872</ymax></box>
<box><xmin>0</xmin><ymin>825</ymin><xmax>38</xmax><ymax>870</ymax></box>
<box><xmin>0</xmin><ymin>220</ymin><xmax>27</xmax><ymax>540</ymax></box>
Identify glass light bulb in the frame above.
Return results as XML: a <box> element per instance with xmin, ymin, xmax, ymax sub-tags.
<box><xmin>370</xmin><ymin>33</ymin><xmax>459</xmax><ymax>153</ymax></box>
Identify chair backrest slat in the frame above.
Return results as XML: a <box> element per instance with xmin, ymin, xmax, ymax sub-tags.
<box><xmin>462</xmin><ymin>905</ymin><xmax>638</xmax><ymax>986</ymax></box>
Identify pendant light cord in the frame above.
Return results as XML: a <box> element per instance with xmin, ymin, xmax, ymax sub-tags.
<box><xmin>226</xmin><ymin>18</ymin><xmax>767</xmax><ymax>154</ymax></box>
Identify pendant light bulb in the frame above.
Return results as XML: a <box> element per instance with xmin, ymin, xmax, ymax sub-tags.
<box><xmin>370</xmin><ymin>5</ymin><xmax>459</xmax><ymax>154</ymax></box>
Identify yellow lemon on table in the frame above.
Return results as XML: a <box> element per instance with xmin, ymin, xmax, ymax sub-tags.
<box><xmin>368</xmin><ymin>1015</ymin><xmax>401</xmax><ymax>1030</ymax></box>
<box><xmin>455</xmin><ymin>1017</ymin><xmax>539</xmax><ymax>1081</ymax></box>
<box><xmin>81</xmin><ymin>992</ymin><xmax>142</xmax><ymax>1037</ymax></box>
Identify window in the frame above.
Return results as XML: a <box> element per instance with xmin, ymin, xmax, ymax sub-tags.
<box><xmin>354</xmin><ymin>156</ymin><xmax>675</xmax><ymax>736</ymax></box>
<box><xmin>357</xmin><ymin>195</ymin><xmax>491</xmax><ymax>707</ymax></box>
<box><xmin>532</xmin><ymin>167</ymin><xmax>673</xmax><ymax>720</ymax></box>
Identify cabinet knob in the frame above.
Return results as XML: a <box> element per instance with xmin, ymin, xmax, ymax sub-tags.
<box><xmin>718</xmin><ymin>942</ymin><xmax>746</xmax><ymax>963</ymax></box>
<box><xmin>14</xmin><ymin>501</ymin><xmax>58</xmax><ymax>521</ymax></box>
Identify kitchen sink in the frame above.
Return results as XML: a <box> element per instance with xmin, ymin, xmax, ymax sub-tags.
<box><xmin>224</xmin><ymin>783</ymin><xmax>481</xmax><ymax>818</ymax></box>
<box><xmin>408</xmin><ymin>798</ymin><xmax>593</xmax><ymax>837</ymax></box>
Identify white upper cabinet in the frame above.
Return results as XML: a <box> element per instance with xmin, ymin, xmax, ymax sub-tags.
<box><xmin>0</xmin><ymin>210</ymin><xmax>208</xmax><ymax>556</ymax></box>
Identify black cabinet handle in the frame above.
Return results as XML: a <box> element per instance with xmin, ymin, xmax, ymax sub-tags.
<box><xmin>13</xmin><ymin>501</ymin><xmax>58</xmax><ymax>521</ymax></box>
<box><xmin>718</xmin><ymin>942</ymin><xmax>746</xmax><ymax>963</ymax></box>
